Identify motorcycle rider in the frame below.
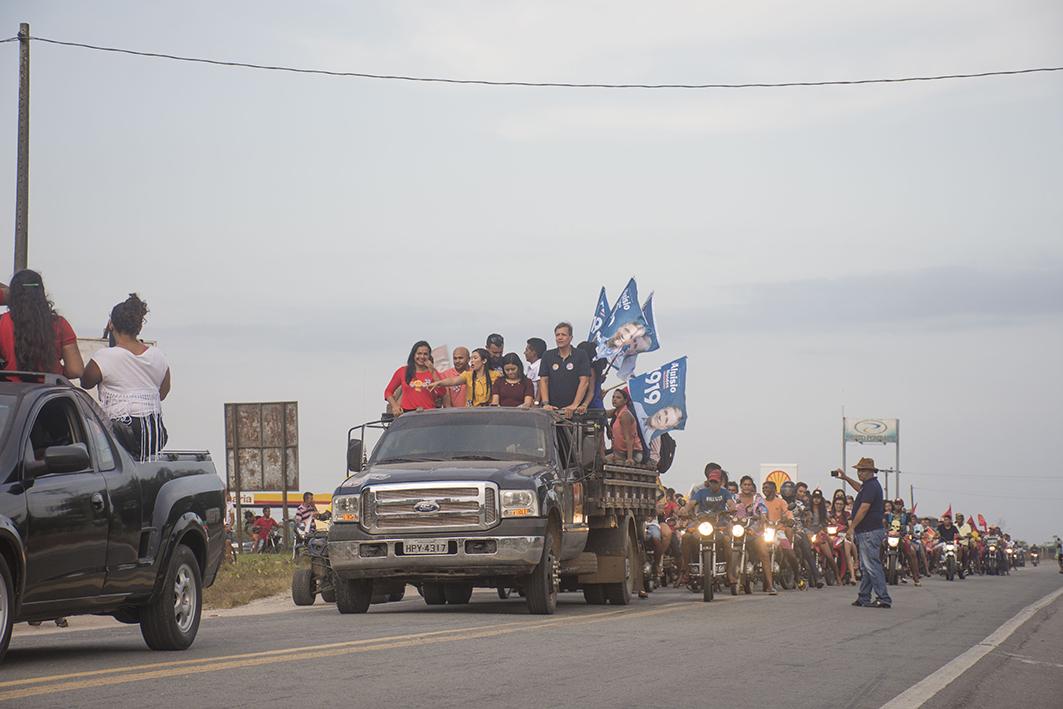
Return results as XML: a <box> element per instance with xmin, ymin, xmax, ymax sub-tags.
<box><xmin>681</xmin><ymin>466</ymin><xmax>737</xmax><ymax>586</ymax></box>
<box><xmin>934</xmin><ymin>514</ymin><xmax>965</xmax><ymax>578</ymax></box>
<box><xmin>890</xmin><ymin>499</ymin><xmax>922</xmax><ymax>587</ymax></box>
<box><xmin>781</xmin><ymin>482</ymin><xmax>823</xmax><ymax>588</ymax></box>
<box><xmin>1055</xmin><ymin>535</ymin><xmax>1062</xmax><ymax>573</ymax></box>
<box><xmin>764</xmin><ymin>481</ymin><xmax>801</xmax><ymax>590</ymax></box>
<box><xmin>955</xmin><ymin>514</ymin><xmax>975</xmax><ymax>575</ymax></box>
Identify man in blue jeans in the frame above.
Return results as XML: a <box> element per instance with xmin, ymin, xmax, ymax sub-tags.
<box><xmin>834</xmin><ymin>458</ymin><xmax>892</xmax><ymax>608</ymax></box>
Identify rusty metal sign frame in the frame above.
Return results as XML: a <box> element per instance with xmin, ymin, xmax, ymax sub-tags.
<box><xmin>224</xmin><ymin>401</ymin><xmax>299</xmax><ymax>550</ymax></box>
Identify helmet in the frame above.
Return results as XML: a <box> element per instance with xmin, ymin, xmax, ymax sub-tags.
<box><xmin>780</xmin><ymin>481</ymin><xmax>796</xmax><ymax>497</ymax></box>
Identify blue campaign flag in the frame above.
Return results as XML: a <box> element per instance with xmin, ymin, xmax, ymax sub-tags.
<box><xmin>629</xmin><ymin>356</ymin><xmax>688</xmax><ymax>443</ymax></box>
<box><xmin>597</xmin><ymin>278</ymin><xmax>654</xmax><ymax>360</ymax></box>
<box><xmin>614</xmin><ymin>292</ymin><xmax>660</xmax><ymax>379</ymax></box>
<box><xmin>588</xmin><ymin>287</ymin><xmax>611</xmax><ymax>345</ymax></box>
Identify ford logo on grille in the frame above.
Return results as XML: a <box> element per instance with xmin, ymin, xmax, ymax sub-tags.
<box><xmin>414</xmin><ymin>500</ymin><xmax>440</xmax><ymax>513</ymax></box>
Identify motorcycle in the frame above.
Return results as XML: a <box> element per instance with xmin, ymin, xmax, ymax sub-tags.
<box><xmin>730</xmin><ymin>517</ymin><xmax>755</xmax><ymax>595</ymax></box>
<box><xmin>687</xmin><ymin>514</ymin><xmax>732</xmax><ymax>601</ymax></box>
<box><xmin>940</xmin><ymin>542</ymin><xmax>959</xmax><ymax>581</ymax></box>
<box><xmin>1030</xmin><ymin>550</ymin><xmax>1039</xmax><ymax>567</ymax></box>
<box><xmin>984</xmin><ymin>540</ymin><xmax>1000</xmax><ymax>575</ymax></box>
<box><xmin>807</xmin><ymin>528</ymin><xmax>837</xmax><ymax>586</ymax></box>
<box><xmin>884</xmin><ymin>528</ymin><xmax>904</xmax><ymax>585</ymax></box>
<box><xmin>291</xmin><ymin>515</ymin><xmax>336</xmax><ymax>605</ymax></box>
<box><xmin>762</xmin><ymin>522</ymin><xmax>796</xmax><ymax>590</ymax></box>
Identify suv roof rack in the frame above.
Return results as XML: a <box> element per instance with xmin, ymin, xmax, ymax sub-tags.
<box><xmin>0</xmin><ymin>371</ymin><xmax>74</xmax><ymax>386</ymax></box>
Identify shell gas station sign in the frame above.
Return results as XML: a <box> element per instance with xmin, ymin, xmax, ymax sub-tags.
<box><xmin>760</xmin><ymin>464</ymin><xmax>798</xmax><ymax>489</ymax></box>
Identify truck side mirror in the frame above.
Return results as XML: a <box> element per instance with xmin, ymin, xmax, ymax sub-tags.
<box><xmin>347</xmin><ymin>439</ymin><xmax>364</xmax><ymax>472</ymax></box>
<box><xmin>41</xmin><ymin>443</ymin><xmax>92</xmax><ymax>475</ymax></box>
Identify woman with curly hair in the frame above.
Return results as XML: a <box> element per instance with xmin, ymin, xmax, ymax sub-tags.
<box><xmin>82</xmin><ymin>294</ymin><xmax>171</xmax><ymax>461</ymax></box>
<box><xmin>0</xmin><ymin>270</ymin><xmax>84</xmax><ymax>378</ymax></box>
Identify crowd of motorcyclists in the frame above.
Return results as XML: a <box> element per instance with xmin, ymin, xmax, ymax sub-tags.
<box><xmin>644</xmin><ymin>461</ymin><xmax>1060</xmax><ymax>602</ymax></box>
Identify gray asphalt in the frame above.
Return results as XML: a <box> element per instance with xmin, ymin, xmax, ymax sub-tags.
<box><xmin>3</xmin><ymin>565</ymin><xmax>1061</xmax><ymax>708</ymax></box>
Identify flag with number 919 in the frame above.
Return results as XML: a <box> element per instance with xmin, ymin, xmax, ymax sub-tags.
<box><xmin>629</xmin><ymin>356</ymin><xmax>688</xmax><ymax>443</ymax></box>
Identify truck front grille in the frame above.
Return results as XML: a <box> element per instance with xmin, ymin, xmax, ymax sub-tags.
<box><xmin>364</xmin><ymin>482</ymin><xmax>500</xmax><ymax>534</ymax></box>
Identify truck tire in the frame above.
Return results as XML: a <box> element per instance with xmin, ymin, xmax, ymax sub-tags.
<box><xmin>582</xmin><ymin>584</ymin><xmax>606</xmax><ymax>605</ymax></box>
<box><xmin>422</xmin><ymin>582</ymin><xmax>447</xmax><ymax>605</ymax></box>
<box><xmin>702</xmin><ymin>548</ymin><xmax>714</xmax><ymax>602</ymax></box>
<box><xmin>525</xmin><ymin>523</ymin><xmax>559</xmax><ymax>615</ymax></box>
<box><xmin>387</xmin><ymin>587</ymin><xmax>406</xmax><ymax>603</ymax></box>
<box><xmin>140</xmin><ymin>545</ymin><xmax>202</xmax><ymax>651</ymax></box>
<box><xmin>604</xmin><ymin>526</ymin><xmax>638</xmax><ymax>606</ymax></box>
<box><xmin>443</xmin><ymin>583</ymin><xmax>472</xmax><ymax>605</ymax></box>
<box><xmin>291</xmin><ymin>568</ymin><xmax>316</xmax><ymax>606</ymax></box>
<box><xmin>335</xmin><ymin>578</ymin><xmax>373</xmax><ymax>614</ymax></box>
<box><xmin>0</xmin><ymin>555</ymin><xmax>13</xmax><ymax>663</ymax></box>
<box><xmin>497</xmin><ymin>587</ymin><xmax>512</xmax><ymax>599</ymax></box>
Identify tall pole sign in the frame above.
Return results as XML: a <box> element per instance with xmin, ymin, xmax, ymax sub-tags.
<box><xmin>14</xmin><ymin>22</ymin><xmax>30</xmax><ymax>272</ymax></box>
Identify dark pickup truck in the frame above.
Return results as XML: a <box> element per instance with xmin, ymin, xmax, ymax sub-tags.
<box><xmin>328</xmin><ymin>408</ymin><xmax>657</xmax><ymax>615</ymax></box>
<box><xmin>0</xmin><ymin>373</ymin><xmax>225</xmax><ymax>662</ymax></box>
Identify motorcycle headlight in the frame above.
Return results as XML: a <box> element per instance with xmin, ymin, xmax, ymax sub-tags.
<box><xmin>731</xmin><ymin>524</ymin><xmax>745</xmax><ymax>538</ymax></box>
<box><xmin>945</xmin><ymin>543</ymin><xmax>955</xmax><ymax>551</ymax></box>
<box><xmin>808</xmin><ymin>532</ymin><xmax>817</xmax><ymax>543</ymax></box>
<box><xmin>887</xmin><ymin>537</ymin><xmax>900</xmax><ymax>548</ymax></box>
<box><xmin>501</xmin><ymin>489</ymin><xmax>539</xmax><ymax>518</ymax></box>
<box><xmin>332</xmin><ymin>494</ymin><xmax>360</xmax><ymax>523</ymax></box>
<box><xmin>827</xmin><ymin>526</ymin><xmax>838</xmax><ymax>536</ymax></box>
<box><xmin>697</xmin><ymin>522</ymin><xmax>714</xmax><ymax>537</ymax></box>
<box><xmin>1006</xmin><ymin>548</ymin><xmax>1014</xmax><ymax>555</ymax></box>
<box><xmin>763</xmin><ymin>528</ymin><xmax>776</xmax><ymax>543</ymax></box>
<box><xmin>989</xmin><ymin>545</ymin><xmax>997</xmax><ymax>551</ymax></box>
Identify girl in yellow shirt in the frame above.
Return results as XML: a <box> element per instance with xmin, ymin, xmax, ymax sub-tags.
<box><xmin>430</xmin><ymin>348</ymin><xmax>500</xmax><ymax>406</ymax></box>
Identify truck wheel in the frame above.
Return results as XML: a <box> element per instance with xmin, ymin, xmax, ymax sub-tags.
<box><xmin>387</xmin><ymin>587</ymin><xmax>406</xmax><ymax>603</ymax></box>
<box><xmin>702</xmin><ymin>549</ymin><xmax>714</xmax><ymax>602</ymax></box>
<box><xmin>0</xmin><ymin>555</ymin><xmax>13</xmax><ymax>663</ymax></box>
<box><xmin>443</xmin><ymin>583</ymin><xmax>472</xmax><ymax>605</ymax></box>
<box><xmin>291</xmin><ymin>568</ymin><xmax>316</xmax><ymax>606</ymax></box>
<box><xmin>140</xmin><ymin>545</ymin><xmax>202</xmax><ymax>651</ymax></box>
<box><xmin>497</xmin><ymin>587</ymin><xmax>512</xmax><ymax>599</ymax></box>
<box><xmin>582</xmin><ymin>584</ymin><xmax>606</xmax><ymax>605</ymax></box>
<box><xmin>422</xmin><ymin>582</ymin><xmax>447</xmax><ymax>606</ymax></box>
<box><xmin>526</xmin><ymin>523</ymin><xmax>559</xmax><ymax>615</ymax></box>
<box><xmin>605</xmin><ymin>526</ymin><xmax>639</xmax><ymax>606</ymax></box>
<box><xmin>335</xmin><ymin>578</ymin><xmax>373</xmax><ymax>614</ymax></box>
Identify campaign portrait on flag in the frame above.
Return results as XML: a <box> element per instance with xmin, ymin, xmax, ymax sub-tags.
<box><xmin>597</xmin><ymin>278</ymin><xmax>654</xmax><ymax>361</ymax></box>
<box><xmin>628</xmin><ymin>357</ymin><xmax>688</xmax><ymax>442</ymax></box>
<box><xmin>615</xmin><ymin>293</ymin><xmax>661</xmax><ymax>380</ymax></box>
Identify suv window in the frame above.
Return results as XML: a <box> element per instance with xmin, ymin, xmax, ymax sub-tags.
<box><xmin>76</xmin><ymin>392</ymin><xmax>117</xmax><ymax>471</ymax></box>
<box><xmin>27</xmin><ymin>396</ymin><xmax>87</xmax><ymax>463</ymax></box>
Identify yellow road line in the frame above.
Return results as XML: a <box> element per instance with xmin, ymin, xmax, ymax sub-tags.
<box><xmin>0</xmin><ymin>603</ymin><xmax>688</xmax><ymax>702</ymax></box>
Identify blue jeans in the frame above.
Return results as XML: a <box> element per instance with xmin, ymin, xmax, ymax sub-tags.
<box><xmin>855</xmin><ymin>528</ymin><xmax>892</xmax><ymax>605</ymax></box>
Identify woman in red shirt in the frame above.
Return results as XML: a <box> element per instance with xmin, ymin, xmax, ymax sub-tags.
<box><xmin>0</xmin><ymin>270</ymin><xmax>84</xmax><ymax>379</ymax></box>
<box><xmin>385</xmin><ymin>340</ymin><xmax>443</xmax><ymax>415</ymax></box>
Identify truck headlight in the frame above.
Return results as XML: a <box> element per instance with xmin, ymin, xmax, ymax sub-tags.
<box><xmin>697</xmin><ymin>522</ymin><xmax>713</xmax><ymax>537</ymax></box>
<box><xmin>501</xmin><ymin>490</ymin><xmax>538</xmax><ymax>518</ymax></box>
<box><xmin>731</xmin><ymin>524</ymin><xmax>745</xmax><ymax>538</ymax></box>
<box><xmin>332</xmin><ymin>494</ymin><xmax>360</xmax><ymax>523</ymax></box>
<box><xmin>887</xmin><ymin>536</ymin><xmax>900</xmax><ymax>548</ymax></box>
<box><xmin>763</xmin><ymin>528</ymin><xmax>776</xmax><ymax>543</ymax></box>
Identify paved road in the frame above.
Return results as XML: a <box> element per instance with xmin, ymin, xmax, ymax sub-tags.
<box><xmin>3</xmin><ymin>565</ymin><xmax>1061</xmax><ymax>708</ymax></box>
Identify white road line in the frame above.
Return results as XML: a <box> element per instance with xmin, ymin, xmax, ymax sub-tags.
<box><xmin>881</xmin><ymin>585</ymin><xmax>1063</xmax><ymax>709</ymax></box>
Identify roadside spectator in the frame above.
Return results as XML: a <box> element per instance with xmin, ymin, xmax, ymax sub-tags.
<box><xmin>431</xmin><ymin>348</ymin><xmax>500</xmax><ymax>407</ymax></box>
<box><xmin>295</xmin><ymin>492</ymin><xmax>320</xmax><ymax>533</ymax></box>
<box><xmin>252</xmin><ymin>507</ymin><xmax>280</xmax><ymax>553</ymax></box>
<box><xmin>438</xmin><ymin>346</ymin><xmax>470</xmax><ymax>408</ymax></box>
<box><xmin>485</xmin><ymin>333</ymin><xmax>505</xmax><ymax>372</ymax></box>
<box><xmin>605</xmin><ymin>389</ymin><xmax>642</xmax><ymax>464</ymax></box>
<box><xmin>524</xmin><ymin>337</ymin><xmax>547</xmax><ymax>403</ymax></box>
<box><xmin>835</xmin><ymin>458</ymin><xmax>892</xmax><ymax>608</ymax></box>
<box><xmin>576</xmin><ymin>340</ymin><xmax>608</xmax><ymax>411</ymax></box>
<box><xmin>81</xmin><ymin>294</ymin><xmax>171</xmax><ymax>461</ymax></box>
<box><xmin>491</xmin><ymin>353</ymin><xmax>534</xmax><ymax>408</ymax></box>
<box><xmin>539</xmin><ymin>322</ymin><xmax>591</xmax><ymax>413</ymax></box>
<box><xmin>385</xmin><ymin>341</ymin><xmax>442</xmax><ymax>415</ymax></box>
<box><xmin>0</xmin><ymin>270</ymin><xmax>84</xmax><ymax>379</ymax></box>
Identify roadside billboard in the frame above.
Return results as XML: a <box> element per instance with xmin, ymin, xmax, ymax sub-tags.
<box><xmin>844</xmin><ymin>418</ymin><xmax>899</xmax><ymax>444</ymax></box>
<box><xmin>761</xmin><ymin>464</ymin><xmax>798</xmax><ymax>489</ymax></box>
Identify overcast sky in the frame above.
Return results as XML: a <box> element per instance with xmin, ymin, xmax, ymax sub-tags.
<box><xmin>2</xmin><ymin>2</ymin><xmax>1061</xmax><ymax>541</ymax></box>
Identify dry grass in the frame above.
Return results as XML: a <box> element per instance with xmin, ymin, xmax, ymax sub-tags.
<box><xmin>204</xmin><ymin>554</ymin><xmax>294</xmax><ymax>610</ymax></box>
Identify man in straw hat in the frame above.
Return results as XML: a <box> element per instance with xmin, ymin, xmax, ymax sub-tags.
<box><xmin>833</xmin><ymin>458</ymin><xmax>892</xmax><ymax>608</ymax></box>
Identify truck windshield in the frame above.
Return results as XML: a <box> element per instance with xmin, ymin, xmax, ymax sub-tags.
<box><xmin>373</xmin><ymin>414</ymin><xmax>548</xmax><ymax>464</ymax></box>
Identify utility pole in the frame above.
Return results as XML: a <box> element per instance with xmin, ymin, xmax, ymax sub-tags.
<box><xmin>14</xmin><ymin>22</ymin><xmax>30</xmax><ymax>273</ymax></box>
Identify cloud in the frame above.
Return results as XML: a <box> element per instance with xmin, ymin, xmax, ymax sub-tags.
<box><xmin>674</xmin><ymin>266</ymin><xmax>1063</xmax><ymax>333</ymax></box>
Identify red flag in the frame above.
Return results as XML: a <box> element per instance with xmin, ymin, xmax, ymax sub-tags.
<box><xmin>942</xmin><ymin>505</ymin><xmax>952</xmax><ymax>518</ymax></box>
<box><xmin>977</xmin><ymin>514</ymin><xmax>987</xmax><ymax>531</ymax></box>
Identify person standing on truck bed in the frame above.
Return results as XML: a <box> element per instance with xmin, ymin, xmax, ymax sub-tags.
<box><xmin>485</xmin><ymin>333</ymin><xmax>505</xmax><ymax>373</ymax></box>
<box><xmin>430</xmin><ymin>348</ymin><xmax>500</xmax><ymax>406</ymax></box>
<box><xmin>437</xmin><ymin>346</ymin><xmax>470</xmax><ymax>408</ymax></box>
<box><xmin>524</xmin><ymin>337</ymin><xmax>546</xmax><ymax>404</ymax></box>
<box><xmin>491</xmin><ymin>353</ymin><xmax>534</xmax><ymax>407</ymax></box>
<box><xmin>0</xmin><ymin>269</ymin><xmax>84</xmax><ymax>379</ymax></box>
<box><xmin>385</xmin><ymin>340</ymin><xmax>443</xmax><ymax>415</ymax></box>
<box><xmin>539</xmin><ymin>322</ymin><xmax>591</xmax><ymax>413</ymax></box>
<box><xmin>81</xmin><ymin>294</ymin><xmax>171</xmax><ymax>461</ymax></box>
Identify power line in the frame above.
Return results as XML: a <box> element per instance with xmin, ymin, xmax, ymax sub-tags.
<box><xmin>881</xmin><ymin>469</ymin><xmax>1060</xmax><ymax>480</ymax></box>
<box><xmin>912</xmin><ymin>486</ymin><xmax>1063</xmax><ymax>503</ymax></box>
<box><xmin>13</xmin><ymin>34</ymin><xmax>1063</xmax><ymax>90</ymax></box>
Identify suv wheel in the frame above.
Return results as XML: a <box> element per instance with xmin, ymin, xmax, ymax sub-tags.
<box><xmin>422</xmin><ymin>582</ymin><xmax>447</xmax><ymax>605</ymax></box>
<box><xmin>335</xmin><ymin>578</ymin><xmax>373</xmax><ymax>614</ymax></box>
<box><xmin>0</xmin><ymin>555</ymin><xmax>13</xmax><ymax>663</ymax></box>
<box><xmin>525</xmin><ymin>523</ymin><xmax>559</xmax><ymax>615</ymax></box>
<box><xmin>140</xmin><ymin>545</ymin><xmax>202</xmax><ymax>651</ymax></box>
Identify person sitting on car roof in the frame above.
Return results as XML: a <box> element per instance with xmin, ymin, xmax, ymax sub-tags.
<box><xmin>0</xmin><ymin>270</ymin><xmax>84</xmax><ymax>379</ymax></box>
